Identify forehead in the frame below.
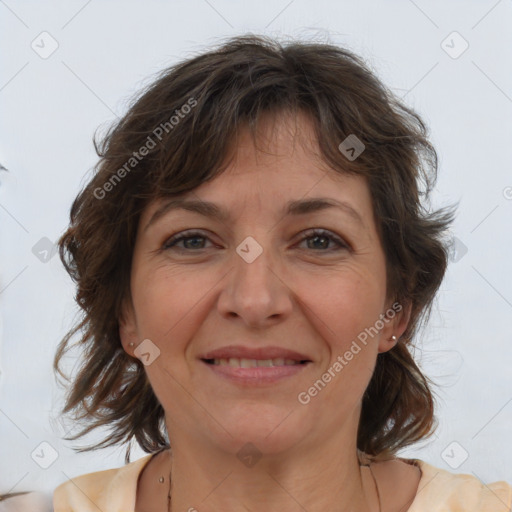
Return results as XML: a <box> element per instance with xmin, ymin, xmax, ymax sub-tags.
<box><xmin>140</xmin><ymin>110</ymin><xmax>373</xmax><ymax>226</ymax></box>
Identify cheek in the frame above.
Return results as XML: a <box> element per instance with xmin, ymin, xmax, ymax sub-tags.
<box><xmin>293</xmin><ymin>264</ymin><xmax>386</xmax><ymax>405</ymax></box>
<box><xmin>130</xmin><ymin>267</ymin><xmax>205</xmax><ymax>407</ymax></box>
<box><xmin>299</xmin><ymin>264</ymin><xmax>386</xmax><ymax>344</ymax></box>
<box><xmin>131</xmin><ymin>264</ymin><xmax>202</xmax><ymax>339</ymax></box>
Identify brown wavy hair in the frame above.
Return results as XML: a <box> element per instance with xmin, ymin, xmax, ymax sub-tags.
<box><xmin>54</xmin><ymin>34</ymin><xmax>455</xmax><ymax>463</ymax></box>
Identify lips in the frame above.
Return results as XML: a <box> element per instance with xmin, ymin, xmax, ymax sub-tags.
<box><xmin>199</xmin><ymin>345</ymin><xmax>312</xmax><ymax>363</ymax></box>
<box><xmin>199</xmin><ymin>345</ymin><xmax>312</xmax><ymax>385</ymax></box>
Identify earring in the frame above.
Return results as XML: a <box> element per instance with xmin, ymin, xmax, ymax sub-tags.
<box><xmin>391</xmin><ymin>335</ymin><xmax>397</xmax><ymax>342</ymax></box>
<box><xmin>129</xmin><ymin>342</ymin><xmax>134</xmax><ymax>347</ymax></box>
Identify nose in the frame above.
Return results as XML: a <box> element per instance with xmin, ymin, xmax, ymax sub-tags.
<box><xmin>217</xmin><ymin>239</ymin><xmax>293</xmax><ymax>329</ymax></box>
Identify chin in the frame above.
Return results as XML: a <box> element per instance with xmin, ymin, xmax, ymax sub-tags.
<box><xmin>207</xmin><ymin>403</ymin><xmax>308</xmax><ymax>456</ymax></box>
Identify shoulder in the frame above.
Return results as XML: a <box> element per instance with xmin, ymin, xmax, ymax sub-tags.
<box><xmin>0</xmin><ymin>492</ymin><xmax>52</xmax><ymax>512</ymax></box>
<box><xmin>405</xmin><ymin>458</ymin><xmax>512</xmax><ymax>512</ymax></box>
<box><xmin>53</xmin><ymin>454</ymin><xmax>153</xmax><ymax>512</ymax></box>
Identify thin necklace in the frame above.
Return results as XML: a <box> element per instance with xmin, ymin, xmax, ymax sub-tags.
<box><xmin>363</xmin><ymin>462</ymin><xmax>382</xmax><ymax>512</ymax></box>
<box><xmin>159</xmin><ymin>462</ymin><xmax>381</xmax><ymax>512</ymax></box>
<box><xmin>167</xmin><ymin>470</ymin><xmax>171</xmax><ymax>512</ymax></box>
<box><xmin>157</xmin><ymin>472</ymin><xmax>172</xmax><ymax>511</ymax></box>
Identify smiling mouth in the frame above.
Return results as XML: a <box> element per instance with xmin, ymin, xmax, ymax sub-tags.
<box><xmin>202</xmin><ymin>358</ymin><xmax>311</xmax><ymax>368</ymax></box>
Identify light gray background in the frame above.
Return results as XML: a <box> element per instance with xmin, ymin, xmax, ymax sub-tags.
<box><xmin>1</xmin><ymin>0</ymin><xmax>511</xmax><ymax>500</ymax></box>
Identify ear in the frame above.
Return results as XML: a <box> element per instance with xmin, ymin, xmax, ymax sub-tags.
<box><xmin>377</xmin><ymin>300</ymin><xmax>412</xmax><ymax>354</ymax></box>
<box><xmin>119</xmin><ymin>296</ymin><xmax>139</xmax><ymax>357</ymax></box>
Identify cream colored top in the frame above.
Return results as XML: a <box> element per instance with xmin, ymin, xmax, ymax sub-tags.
<box><xmin>53</xmin><ymin>455</ymin><xmax>512</xmax><ymax>512</ymax></box>
<box><xmin>0</xmin><ymin>492</ymin><xmax>53</xmax><ymax>512</ymax></box>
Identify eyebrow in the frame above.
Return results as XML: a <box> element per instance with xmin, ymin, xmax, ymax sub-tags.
<box><xmin>144</xmin><ymin>197</ymin><xmax>365</xmax><ymax>232</ymax></box>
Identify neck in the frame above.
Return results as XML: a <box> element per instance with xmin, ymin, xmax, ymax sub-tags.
<box><xmin>164</xmin><ymin>431</ymin><xmax>378</xmax><ymax>512</ymax></box>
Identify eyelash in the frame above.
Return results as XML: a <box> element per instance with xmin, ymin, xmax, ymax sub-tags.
<box><xmin>162</xmin><ymin>229</ymin><xmax>350</xmax><ymax>253</ymax></box>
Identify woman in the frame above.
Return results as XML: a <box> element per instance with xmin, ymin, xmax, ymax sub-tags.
<box><xmin>52</xmin><ymin>35</ymin><xmax>511</xmax><ymax>511</ymax></box>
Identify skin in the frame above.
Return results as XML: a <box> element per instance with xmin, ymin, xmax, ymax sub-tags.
<box><xmin>120</xmin><ymin>111</ymin><xmax>420</xmax><ymax>512</ymax></box>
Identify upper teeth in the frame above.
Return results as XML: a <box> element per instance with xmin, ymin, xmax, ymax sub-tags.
<box><xmin>211</xmin><ymin>358</ymin><xmax>301</xmax><ymax>367</ymax></box>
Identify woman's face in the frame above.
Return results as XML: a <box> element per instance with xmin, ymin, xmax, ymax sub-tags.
<box><xmin>120</xmin><ymin>112</ymin><xmax>409</xmax><ymax>456</ymax></box>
